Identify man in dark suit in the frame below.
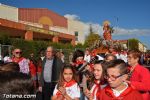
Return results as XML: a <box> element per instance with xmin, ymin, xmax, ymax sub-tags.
<box><xmin>38</xmin><ymin>46</ymin><xmax>63</xmax><ymax>100</ymax></box>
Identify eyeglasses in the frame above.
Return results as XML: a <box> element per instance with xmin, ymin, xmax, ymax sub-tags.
<box><xmin>15</xmin><ymin>52</ymin><xmax>22</xmax><ymax>54</ymax></box>
<box><xmin>104</xmin><ymin>73</ymin><xmax>126</xmax><ymax>81</ymax></box>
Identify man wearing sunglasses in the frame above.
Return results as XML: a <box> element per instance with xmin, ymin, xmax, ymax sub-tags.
<box><xmin>98</xmin><ymin>59</ymin><xmax>143</xmax><ymax>100</ymax></box>
<box><xmin>11</xmin><ymin>48</ymin><xmax>29</xmax><ymax>74</ymax></box>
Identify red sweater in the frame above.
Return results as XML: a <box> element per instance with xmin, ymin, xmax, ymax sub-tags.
<box><xmin>130</xmin><ymin>64</ymin><xmax>150</xmax><ymax>100</ymax></box>
<box><xmin>98</xmin><ymin>85</ymin><xmax>143</xmax><ymax>100</ymax></box>
<box><xmin>29</xmin><ymin>60</ymin><xmax>36</xmax><ymax>76</ymax></box>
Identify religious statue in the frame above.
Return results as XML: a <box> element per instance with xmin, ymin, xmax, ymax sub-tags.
<box><xmin>103</xmin><ymin>20</ymin><xmax>112</xmax><ymax>40</ymax></box>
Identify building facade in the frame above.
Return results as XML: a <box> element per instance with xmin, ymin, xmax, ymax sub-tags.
<box><xmin>0</xmin><ymin>4</ymin><xmax>75</xmax><ymax>45</ymax></box>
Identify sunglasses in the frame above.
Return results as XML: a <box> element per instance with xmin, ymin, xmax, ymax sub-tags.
<box><xmin>15</xmin><ymin>52</ymin><xmax>22</xmax><ymax>54</ymax></box>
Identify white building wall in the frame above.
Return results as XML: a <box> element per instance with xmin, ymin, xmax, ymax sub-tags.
<box><xmin>138</xmin><ymin>42</ymin><xmax>143</xmax><ymax>52</ymax></box>
<box><xmin>0</xmin><ymin>3</ymin><xmax>18</xmax><ymax>22</ymax></box>
<box><xmin>138</xmin><ymin>42</ymin><xmax>147</xmax><ymax>52</ymax></box>
<box><xmin>67</xmin><ymin>19</ymin><xmax>87</xmax><ymax>44</ymax></box>
<box><xmin>122</xmin><ymin>43</ymin><xmax>127</xmax><ymax>49</ymax></box>
<box><xmin>143</xmin><ymin>46</ymin><xmax>147</xmax><ymax>52</ymax></box>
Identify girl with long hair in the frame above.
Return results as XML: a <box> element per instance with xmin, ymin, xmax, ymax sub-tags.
<box><xmin>83</xmin><ymin>61</ymin><xmax>106</xmax><ymax>100</ymax></box>
<box><xmin>52</xmin><ymin>66</ymin><xmax>80</xmax><ymax>100</ymax></box>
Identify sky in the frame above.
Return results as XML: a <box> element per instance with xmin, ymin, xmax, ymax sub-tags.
<box><xmin>0</xmin><ymin>0</ymin><xmax>150</xmax><ymax>49</ymax></box>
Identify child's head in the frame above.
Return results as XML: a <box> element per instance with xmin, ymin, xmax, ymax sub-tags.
<box><xmin>72</xmin><ymin>50</ymin><xmax>84</xmax><ymax>63</ymax></box>
<box><xmin>105</xmin><ymin>59</ymin><xmax>128</xmax><ymax>89</ymax></box>
<box><xmin>105</xmin><ymin>54</ymin><xmax>117</xmax><ymax>62</ymax></box>
<box><xmin>93</xmin><ymin>61</ymin><xmax>104</xmax><ymax>80</ymax></box>
<box><xmin>60</xmin><ymin>66</ymin><xmax>76</xmax><ymax>83</ymax></box>
<box><xmin>0</xmin><ymin>72</ymin><xmax>35</xmax><ymax>100</ymax></box>
<box><xmin>0</xmin><ymin>62</ymin><xmax>20</xmax><ymax>72</ymax></box>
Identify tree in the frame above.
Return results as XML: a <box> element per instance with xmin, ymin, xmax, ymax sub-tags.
<box><xmin>84</xmin><ymin>25</ymin><xmax>101</xmax><ymax>47</ymax></box>
<box><xmin>128</xmin><ymin>38</ymin><xmax>139</xmax><ymax>50</ymax></box>
<box><xmin>0</xmin><ymin>33</ymin><xmax>11</xmax><ymax>45</ymax></box>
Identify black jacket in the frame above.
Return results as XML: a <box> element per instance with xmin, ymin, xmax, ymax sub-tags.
<box><xmin>39</xmin><ymin>56</ymin><xmax>63</xmax><ymax>86</ymax></box>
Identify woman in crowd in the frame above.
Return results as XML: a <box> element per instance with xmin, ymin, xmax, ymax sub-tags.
<box><xmin>51</xmin><ymin>66</ymin><xmax>80</xmax><ymax>100</ymax></box>
<box><xmin>127</xmin><ymin>50</ymin><xmax>150</xmax><ymax>100</ymax></box>
<box><xmin>83</xmin><ymin>61</ymin><xmax>106</xmax><ymax>100</ymax></box>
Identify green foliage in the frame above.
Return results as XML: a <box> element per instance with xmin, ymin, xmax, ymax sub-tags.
<box><xmin>75</xmin><ymin>43</ymin><xmax>85</xmax><ymax>48</ymax></box>
<box><xmin>84</xmin><ymin>33</ymin><xmax>101</xmax><ymax>47</ymax></box>
<box><xmin>128</xmin><ymin>38</ymin><xmax>139</xmax><ymax>50</ymax></box>
<box><xmin>10</xmin><ymin>39</ymin><xmax>76</xmax><ymax>58</ymax></box>
<box><xmin>0</xmin><ymin>33</ymin><xmax>11</xmax><ymax>45</ymax></box>
<box><xmin>0</xmin><ymin>32</ymin><xmax>76</xmax><ymax>59</ymax></box>
<box><xmin>0</xmin><ymin>31</ymin><xmax>89</xmax><ymax>62</ymax></box>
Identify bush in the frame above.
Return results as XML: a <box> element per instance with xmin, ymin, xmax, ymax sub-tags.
<box><xmin>0</xmin><ymin>33</ymin><xmax>86</xmax><ymax>60</ymax></box>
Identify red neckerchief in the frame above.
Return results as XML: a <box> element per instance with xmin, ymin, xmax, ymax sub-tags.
<box><xmin>89</xmin><ymin>63</ymin><xmax>94</xmax><ymax>71</ymax></box>
<box><xmin>12</xmin><ymin>57</ymin><xmax>24</xmax><ymax>63</ymax></box>
<box><xmin>76</xmin><ymin>60</ymin><xmax>85</xmax><ymax>65</ymax></box>
<box><xmin>112</xmin><ymin>52</ymin><xmax>117</xmax><ymax>55</ymax></box>
<box><xmin>64</xmin><ymin>80</ymin><xmax>76</xmax><ymax>87</ymax></box>
<box><xmin>56</xmin><ymin>80</ymin><xmax>76</xmax><ymax>96</ymax></box>
<box><xmin>90</xmin><ymin>52</ymin><xmax>97</xmax><ymax>57</ymax></box>
<box><xmin>92</xmin><ymin>80</ymin><xmax>101</xmax><ymax>98</ymax></box>
<box><xmin>105</xmin><ymin>85</ymin><xmax>133</xmax><ymax>99</ymax></box>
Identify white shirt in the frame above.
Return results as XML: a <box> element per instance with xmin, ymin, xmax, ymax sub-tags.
<box><xmin>112</xmin><ymin>82</ymin><xmax>128</xmax><ymax>97</ymax></box>
<box><xmin>53</xmin><ymin>83</ymin><xmax>80</xmax><ymax>99</ymax></box>
<box><xmin>0</xmin><ymin>55</ymin><xmax>2</xmax><ymax>60</ymax></box>
<box><xmin>85</xmin><ymin>82</ymin><xmax>107</xmax><ymax>100</ymax></box>
<box><xmin>115</xmin><ymin>53</ymin><xmax>121</xmax><ymax>59</ymax></box>
<box><xmin>18</xmin><ymin>58</ymin><xmax>29</xmax><ymax>74</ymax></box>
<box><xmin>3</xmin><ymin>56</ymin><xmax>12</xmax><ymax>63</ymax></box>
<box><xmin>120</xmin><ymin>54</ymin><xmax>127</xmax><ymax>63</ymax></box>
<box><xmin>96</xmin><ymin>55</ymin><xmax>104</xmax><ymax>60</ymax></box>
<box><xmin>90</xmin><ymin>84</ymin><xmax>99</xmax><ymax>100</ymax></box>
<box><xmin>84</xmin><ymin>55</ymin><xmax>91</xmax><ymax>62</ymax></box>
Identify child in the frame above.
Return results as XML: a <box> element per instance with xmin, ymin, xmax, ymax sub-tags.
<box><xmin>51</xmin><ymin>66</ymin><xmax>80</xmax><ymax>100</ymax></box>
<box><xmin>71</xmin><ymin>49</ymin><xmax>85</xmax><ymax>71</ymax></box>
<box><xmin>84</xmin><ymin>61</ymin><xmax>106</xmax><ymax>100</ymax></box>
<box><xmin>98</xmin><ymin>59</ymin><xmax>143</xmax><ymax>100</ymax></box>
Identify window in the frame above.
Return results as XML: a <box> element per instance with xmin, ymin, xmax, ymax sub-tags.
<box><xmin>74</xmin><ymin>31</ymin><xmax>78</xmax><ymax>41</ymax></box>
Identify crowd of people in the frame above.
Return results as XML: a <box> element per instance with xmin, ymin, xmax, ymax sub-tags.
<box><xmin>0</xmin><ymin>46</ymin><xmax>150</xmax><ymax>100</ymax></box>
